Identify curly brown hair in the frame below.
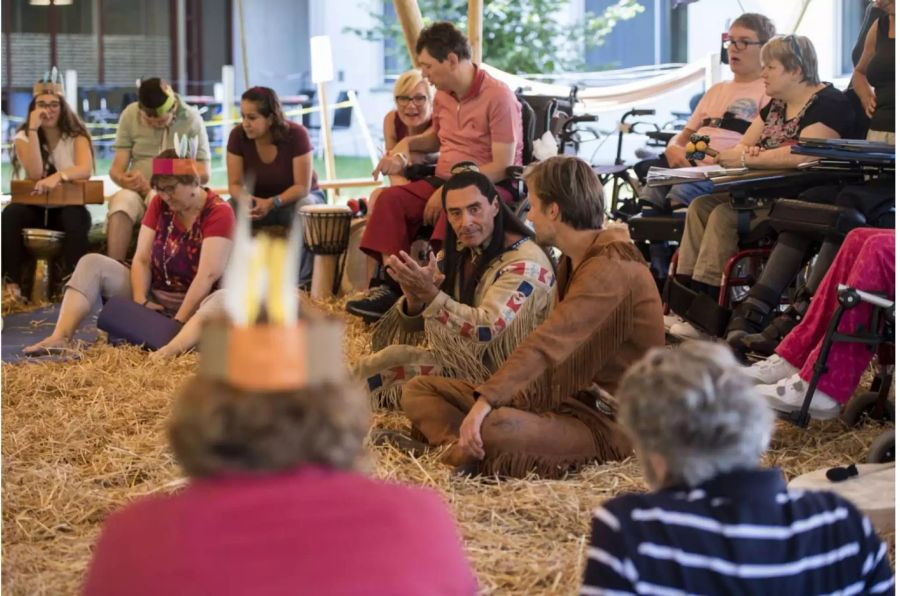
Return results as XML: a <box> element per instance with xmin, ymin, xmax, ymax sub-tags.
<box><xmin>168</xmin><ymin>375</ymin><xmax>370</xmax><ymax>478</ymax></box>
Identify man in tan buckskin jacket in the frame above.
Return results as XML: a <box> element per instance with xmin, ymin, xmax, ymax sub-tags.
<box><xmin>400</xmin><ymin>156</ymin><xmax>665</xmax><ymax>478</ymax></box>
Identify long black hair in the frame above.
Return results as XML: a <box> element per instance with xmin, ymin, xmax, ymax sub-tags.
<box><xmin>439</xmin><ymin>168</ymin><xmax>533</xmax><ymax>306</ymax></box>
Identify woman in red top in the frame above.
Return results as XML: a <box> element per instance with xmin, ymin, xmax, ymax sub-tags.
<box><xmin>23</xmin><ymin>149</ymin><xmax>234</xmax><ymax>355</ymax></box>
<box><xmin>374</xmin><ymin>69</ymin><xmax>435</xmax><ymax>187</ymax></box>
<box><xmin>82</xmin><ymin>313</ymin><xmax>477</xmax><ymax>595</ymax></box>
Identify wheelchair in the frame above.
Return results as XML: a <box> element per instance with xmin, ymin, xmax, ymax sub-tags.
<box><xmin>638</xmin><ymin>141</ymin><xmax>893</xmax><ymax>340</ymax></box>
<box><xmin>785</xmin><ymin>285</ymin><xmax>894</xmax><ymax>457</ymax></box>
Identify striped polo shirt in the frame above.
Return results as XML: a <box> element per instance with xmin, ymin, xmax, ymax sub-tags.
<box><xmin>582</xmin><ymin>468</ymin><xmax>894</xmax><ymax>595</ymax></box>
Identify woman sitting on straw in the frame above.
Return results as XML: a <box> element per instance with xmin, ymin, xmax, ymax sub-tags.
<box><xmin>82</xmin><ymin>223</ymin><xmax>476</xmax><ymax>595</ymax></box>
<box><xmin>24</xmin><ymin>144</ymin><xmax>234</xmax><ymax>356</ymax></box>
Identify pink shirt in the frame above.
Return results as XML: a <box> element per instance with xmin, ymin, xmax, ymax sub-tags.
<box><xmin>83</xmin><ymin>466</ymin><xmax>477</xmax><ymax>596</ymax></box>
<box><xmin>686</xmin><ymin>79</ymin><xmax>768</xmax><ymax>162</ymax></box>
<box><xmin>432</xmin><ymin>66</ymin><xmax>523</xmax><ymax>179</ymax></box>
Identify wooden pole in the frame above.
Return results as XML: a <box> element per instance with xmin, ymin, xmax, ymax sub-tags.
<box><xmin>467</xmin><ymin>0</ymin><xmax>483</xmax><ymax>64</ymax></box>
<box><xmin>392</xmin><ymin>0</ymin><xmax>424</xmax><ymax>64</ymax></box>
<box><xmin>317</xmin><ymin>82</ymin><xmax>338</xmax><ymax>203</ymax></box>
<box><xmin>236</xmin><ymin>0</ymin><xmax>250</xmax><ymax>87</ymax></box>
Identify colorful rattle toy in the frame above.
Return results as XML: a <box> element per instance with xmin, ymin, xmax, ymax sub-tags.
<box><xmin>685</xmin><ymin>134</ymin><xmax>719</xmax><ymax>162</ymax></box>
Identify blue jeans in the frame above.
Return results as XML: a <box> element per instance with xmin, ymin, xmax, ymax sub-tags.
<box><xmin>639</xmin><ymin>180</ymin><xmax>716</xmax><ymax>211</ymax></box>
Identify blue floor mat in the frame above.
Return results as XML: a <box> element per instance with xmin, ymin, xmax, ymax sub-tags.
<box><xmin>1</xmin><ymin>304</ymin><xmax>100</xmax><ymax>363</ymax></box>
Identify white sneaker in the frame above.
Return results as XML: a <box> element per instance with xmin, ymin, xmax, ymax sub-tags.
<box><xmin>757</xmin><ymin>373</ymin><xmax>840</xmax><ymax>420</ymax></box>
<box><xmin>669</xmin><ymin>321</ymin><xmax>707</xmax><ymax>340</ymax></box>
<box><xmin>743</xmin><ymin>354</ymin><xmax>799</xmax><ymax>385</ymax></box>
<box><xmin>664</xmin><ymin>313</ymin><xmax>685</xmax><ymax>331</ymax></box>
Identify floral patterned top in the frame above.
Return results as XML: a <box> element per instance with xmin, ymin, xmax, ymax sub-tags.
<box><xmin>141</xmin><ymin>189</ymin><xmax>235</xmax><ymax>295</ymax></box>
<box><xmin>757</xmin><ymin>84</ymin><xmax>851</xmax><ymax>150</ymax></box>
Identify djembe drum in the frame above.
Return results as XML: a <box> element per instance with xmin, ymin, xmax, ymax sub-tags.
<box><xmin>22</xmin><ymin>228</ymin><xmax>65</xmax><ymax>304</ymax></box>
<box><xmin>299</xmin><ymin>204</ymin><xmax>352</xmax><ymax>300</ymax></box>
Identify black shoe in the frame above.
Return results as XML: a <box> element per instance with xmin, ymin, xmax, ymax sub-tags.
<box><xmin>370</xmin><ymin>429</ymin><xmax>428</xmax><ymax>456</ymax></box>
<box><xmin>345</xmin><ymin>284</ymin><xmax>399</xmax><ymax>322</ymax></box>
<box><xmin>726</xmin><ymin>300</ymin><xmax>771</xmax><ymax>351</ymax></box>
<box><xmin>740</xmin><ymin>311</ymin><xmax>802</xmax><ymax>357</ymax></box>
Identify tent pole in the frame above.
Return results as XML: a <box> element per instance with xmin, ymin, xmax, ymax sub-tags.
<box><xmin>467</xmin><ymin>0</ymin><xmax>483</xmax><ymax>64</ymax></box>
<box><xmin>392</xmin><ymin>0</ymin><xmax>424</xmax><ymax>64</ymax></box>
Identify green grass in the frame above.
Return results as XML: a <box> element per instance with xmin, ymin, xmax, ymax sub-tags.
<box><xmin>1</xmin><ymin>154</ymin><xmax>378</xmax><ymax>196</ymax></box>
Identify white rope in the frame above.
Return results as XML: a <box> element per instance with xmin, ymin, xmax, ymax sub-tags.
<box><xmin>481</xmin><ymin>57</ymin><xmax>709</xmax><ymax>113</ymax></box>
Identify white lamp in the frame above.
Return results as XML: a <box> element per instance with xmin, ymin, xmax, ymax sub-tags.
<box><xmin>30</xmin><ymin>0</ymin><xmax>74</xmax><ymax>5</ymax></box>
<box><xmin>310</xmin><ymin>35</ymin><xmax>337</xmax><ymax>202</ymax></box>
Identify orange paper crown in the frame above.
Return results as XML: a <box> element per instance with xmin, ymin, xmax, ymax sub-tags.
<box><xmin>198</xmin><ymin>316</ymin><xmax>346</xmax><ymax>392</ymax></box>
<box><xmin>151</xmin><ymin>158</ymin><xmax>199</xmax><ymax>177</ymax></box>
<box><xmin>196</xmin><ymin>219</ymin><xmax>349</xmax><ymax>393</ymax></box>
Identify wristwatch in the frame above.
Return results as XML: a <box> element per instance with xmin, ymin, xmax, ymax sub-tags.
<box><xmin>271</xmin><ymin>195</ymin><xmax>283</xmax><ymax>208</ymax></box>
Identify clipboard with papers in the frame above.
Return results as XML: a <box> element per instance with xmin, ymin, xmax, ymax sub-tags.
<box><xmin>646</xmin><ymin>165</ymin><xmax>749</xmax><ymax>187</ymax></box>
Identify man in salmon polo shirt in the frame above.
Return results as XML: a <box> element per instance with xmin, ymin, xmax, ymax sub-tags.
<box><xmin>347</xmin><ymin>21</ymin><xmax>523</xmax><ymax>322</ymax></box>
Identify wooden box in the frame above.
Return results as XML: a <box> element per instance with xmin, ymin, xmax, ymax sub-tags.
<box><xmin>10</xmin><ymin>179</ymin><xmax>105</xmax><ymax>206</ymax></box>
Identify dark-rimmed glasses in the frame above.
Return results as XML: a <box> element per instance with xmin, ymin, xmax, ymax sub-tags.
<box><xmin>722</xmin><ymin>38</ymin><xmax>764</xmax><ymax>51</ymax></box>
<box><xmin>395</xmin><ymin>95</ymin><xmax>428</xmax><ymax>107</ymax></box>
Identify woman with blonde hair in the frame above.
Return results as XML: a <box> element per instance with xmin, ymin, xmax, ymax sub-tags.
<box><xmin>373</xmin><ymin>69</ymin><xmax>435</xmax><ymax>186</ymax></box>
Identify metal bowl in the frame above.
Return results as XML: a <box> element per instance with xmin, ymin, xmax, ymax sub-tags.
<box><xmin>22</xmin><ymin>228</ymin><xmax>66</xmax><ymax>258</ymax></box>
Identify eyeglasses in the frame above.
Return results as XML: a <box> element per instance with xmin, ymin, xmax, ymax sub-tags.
<box><xmin>395</xmin><ymin>95</ymin><xmax>428</xmax><ymax>107</ymax></box>
<box><xmin>723</xmin><ymin>38</ymin><xmax>764</xmax><ymax>51</ymax></box>
<box><xmin>155</xmin><ymin>184</ymin><xmax>178</xmax><ymax>196</ymax></box>
<box><xmin>36</xmin><ymin>101</ymin><xmax>61</xmax><ymax>110</ymax></box>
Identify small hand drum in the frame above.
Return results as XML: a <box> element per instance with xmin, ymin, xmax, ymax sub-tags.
<box><xmin>298</xmin><ymin>205</ymin><xmax>352</xmax><ymax>299</ymax></box>
<box><xmin>22</xmin><ymin>228</ymin><xmax>65</xmax><ymax>304</ymax></box>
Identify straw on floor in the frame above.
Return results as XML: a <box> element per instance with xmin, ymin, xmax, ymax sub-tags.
<box><xmin>2</xmin><ymin>301</ymin><xmax>895</xmax><ymax>595</ymax></box>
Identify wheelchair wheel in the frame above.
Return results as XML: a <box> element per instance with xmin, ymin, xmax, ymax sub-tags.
<box><xmin>841</xmin><ymin>391</ymin><xmax>895</xmax><ymax>427</ymax></box>
<box><xmin>607</xmin><ymin>174</ymin><xmax>640</xmax><ymax>220</ymax></box>
<box><xmin>866</xmin><ymin>430</ymin><xmax>895</xmax><ymax>463</ymax></box>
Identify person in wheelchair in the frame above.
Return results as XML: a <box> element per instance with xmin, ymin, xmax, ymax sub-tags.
<box><xmin>348</xmin><ymin>22</ymin><xmax>523</xmax><ymax>323</ymax></box>
<box><xmin>669</xmin><ymin>35</ymin><xmax>853</xmax><ymax>340</ymax></box>
<box><xmin>744</xmin><ymin>228</ymin><xmax>894</xmax><ymax>420</ymax></box>
<box><xmin>639</xmin><ymin>13</ymin><xmax>774</xmax><ymax>212</ymax></box>
<box><xmin>727</xmin><ymin>3</ymin><xmax>894</xmax><ymax>353</ymax></box>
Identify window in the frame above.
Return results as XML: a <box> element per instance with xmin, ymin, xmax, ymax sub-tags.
<box><xmin>840</xmin><ymin>0</ymin><xmax>870</xmax><ymax>74</ymax></box>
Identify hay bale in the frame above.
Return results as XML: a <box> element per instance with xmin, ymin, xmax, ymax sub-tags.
<box><xmin>1</xmin><ymin>302</ymin><xmax>894</xmax><ymax>595</ymax></box>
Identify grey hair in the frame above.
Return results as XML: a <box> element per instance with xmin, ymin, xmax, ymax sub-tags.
<box><xmin>617</xmin><ymin>342</ymin><xmax>774</xmax><ymax>488</ymax></box>
<box><xmin>761</xmin><ymin>35</ymin><xmax>820</xmax><ymax>85</ymax></box>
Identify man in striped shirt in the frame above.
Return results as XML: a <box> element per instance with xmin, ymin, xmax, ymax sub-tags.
<box><xmin>582</xmin><ymin>342</ymin><xmax>893</xmax><ymax>595</ymax></box>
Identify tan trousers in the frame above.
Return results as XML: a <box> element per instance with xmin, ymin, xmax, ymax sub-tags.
<box><xmin>401</xmin><ymin>376</ymin><xmax>629</xmax><ymax>478</ymax></box>
<box><xmin>675</xmin><ymin>191</ymin><xmax>768</xmax><ymax>287</ymax></box>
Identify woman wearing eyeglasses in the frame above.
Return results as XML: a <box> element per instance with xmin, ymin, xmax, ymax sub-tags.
<box><xmin>23</xmin><ymin>149</ymin><xmax>234</xmax><ymax>356</ymax></box>
<box><xmin>2</xmin><ymin>71</ymin><xmax>95</xmax><ymax>302</ymax></box>
<box><xmin>669</xmin><ymin>35</ymin><xmax>854</xmax><ymax>341</ymax></box>
<box><xmin>372</xmin><ymin>69</ymin><xmax>435</xmax><ymax>186</ymax></box>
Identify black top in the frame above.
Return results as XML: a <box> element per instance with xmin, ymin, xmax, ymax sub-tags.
<box><xmin>758</xmin><ymin>84</ymin><xmax>853</xmax><ymax>148</ymax></box>
<box><xmin>867</xmin><ymin>15</ymin><xmax>895</xmax><ymax>132</ymax></box>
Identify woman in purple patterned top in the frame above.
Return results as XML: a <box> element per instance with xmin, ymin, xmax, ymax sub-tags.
<box><xmin>24</xmin><ymin>149</ymin><xmax>234</xmax><ymax>355</ymax></box>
